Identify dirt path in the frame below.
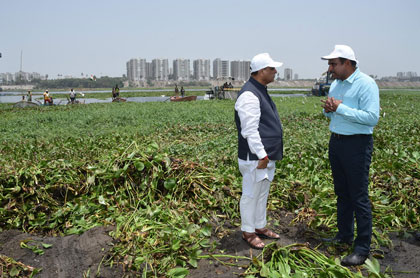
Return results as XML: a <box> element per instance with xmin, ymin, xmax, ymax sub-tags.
<box><xmin>0</xmin><ymin>226</ymin><xmax>125</xmax><ymax>278</ymax></box>
<box><xmin>1</xmin><ymin>218</ymin><xmax>420</xmax><ymax>277</ymax></box>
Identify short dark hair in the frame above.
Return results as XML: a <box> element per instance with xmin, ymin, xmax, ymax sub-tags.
<box><xmin>251</xmin><ymin>71</ymin><xmax>258</xmax><ymax>76</ymax></box>
<box><xmin>339</xmin><ymin>58</ymin><xmax>357</xmax><ymax>68</ymax></box>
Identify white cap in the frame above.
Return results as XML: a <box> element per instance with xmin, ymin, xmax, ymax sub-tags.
<box><xmin>250</xmin><ymin>53</ymin><xmax>283</xmax><ymax>73</ymax></box>
<box><xmin>321</xmin><ymin>45</ymin><xmax>358</xmax><ymax>64</ymax></box>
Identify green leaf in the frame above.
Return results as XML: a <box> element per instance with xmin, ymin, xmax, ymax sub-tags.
<box><xmin>200</xmin><ymin>226</ymin><xmax>211</xmax><ymax>237</ymax></box>
<box><xmin>134</xmin><ymin>256</ymin><xmax>145</xmax><ymax>268</ymax></box>
<box><xmin>167</xmin><ymin>267</ymin><xmax>189</xmax><ymax>278</ymax></box>
<box><xmin>164</xmin><ymin>178</ymin><xmax>177</xmax><ymax>190</ymax></box>
<box><xmin>134</xmin><ymin>161</ymin><xmax>144</xmax><ymax>171</ymax></box>
<box><xmin>188</xmin><ymin>258</ymin><xmax>198</xmax><ymax>268</ymax></box>
<box><xmin>149</xmin><ymin>142</ymin><xmax>159</xmax><ymax>150</ymax></box>
<box><xmin>171</xmin><ymin>239</ymin><xmax>181</xmax><ymax>251</ymax></box>
<box><xmin>364</xmin><ymin>258</ymin><xmax>381</xmax><ymax>276</ymax></box>
<box><xmin>42</xmin><ymin>243</ymin><xmax>53</xmax><ymax>249</ymax></box>
<box><xmin>10</xmin><ymin>266</ymin><xmax>20</xmax><ymax>277</ymax></box>
<box><xmin>260</xmin><ymin>264</ymin><xmax>270</xmax><ymax>277</ymax></box>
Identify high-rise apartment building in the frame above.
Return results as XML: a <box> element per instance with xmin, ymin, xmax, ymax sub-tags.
<box><xmin>146</xmin><ymin>62</ymin><xmax>153</xmax><ymax>79</ymax></box>
<box><xmin>173</xmin><ymin>59</ymin><xmax>190</xmax><ymax>81</ymax></box>
<box><xmin>396</xmin><ymin>71</ymin><xmax>418</xmax><ymax>80</ymax></box>
<box><xmin>126</xmin><ymin>59</ymin><xmax>138</xmax><ymax>82</ymax></box>
<box><xmin>213</xmin><ymin>58</ymin><xmax>230</xmax><ymax>79</ymax></box>
<box><xmin>284</xmin><ymin>68</ymin><xmax>293</xmax><ymax>80</ymax></box>
<box><xmin>127</xmin><ymin>58</ymin><xmax>169</xmax><ymax>81</ymax></box>
<box><xmin>193</xmin><ymin>59</ymin><xmax>210</xmax><ymax>81</ymax></box>
<box><xmin>126</xmin><ymin>58</ymin><xmax>148</xmax><ymax>82</ymax></box>
<box><xmin>152</xmin><ymin>59</ymin><xmax>169</xmax><ymax>81</ymax></box>
<box><xmin>230</xmin><ymin>60</ymin><xmax>251</xmax><ymax>81</ymax></box>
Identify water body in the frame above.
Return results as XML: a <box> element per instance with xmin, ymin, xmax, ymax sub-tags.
<box><xmin>0</xmin><ymin>94</ymin><xmax>308</xmax><ymax>104</ymax></box>
<box><xmin>0</xmin><ymin>87</ymin><xmax>309</xmax><ymax>96</ymax></box>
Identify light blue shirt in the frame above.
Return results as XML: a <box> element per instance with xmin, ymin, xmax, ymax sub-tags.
<box><xmin>324</xmin><ymin>68</ymin><xmax>380</xmax><ymax>135</ymax></box>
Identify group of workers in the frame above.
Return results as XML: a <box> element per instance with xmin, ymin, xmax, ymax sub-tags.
<box><xmin>222</xmin><ymin>82</ymin><xmax>234</xmax><ymax>89</ymax></box>
<box><xmin>20</xmin><ymin>89</ymin><xmax>54</xmax><ymax>104</ymax></box>
<box><xmin>112</xmin><ymin>84</ymin><xmax>120</xmax><ymax>99</ymax></box>
<box><xmin>174</xmin><ymin>85</ymin><xmax>185</xmax><ymax>97</ymax></box>
<box><xmin>22</xmin><ymin>89</ymin><xmax>53</xmax><ymax>104</ymax></box>
<box><xmin>21</xmin><ymin>88</ymin><xmax>81</xmax><ymax>105</ymax></box>
<box><xmin>21</xmin><ymin>85</ymin><xmax>121</xmax><ymax>105</ymax></box>
<box><xmin>21</xmin><ymin>90</ymin><xmax>33</xmax><ymax>102</ymax></box>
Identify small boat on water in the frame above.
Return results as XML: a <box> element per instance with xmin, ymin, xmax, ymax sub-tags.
<box><xmin>170</xmin><ymin>96</ymin><xmax>197</xmax><ymax>102</ymax></box>
<box><xmin>67</xmin><ymin>100</ymin><xmax>85</xmax><ymax>105</ymax></box>
<box><xmin>112</xmin><ymin>97</ymin><xmax>127</xmax><ymax>102</ymax></box>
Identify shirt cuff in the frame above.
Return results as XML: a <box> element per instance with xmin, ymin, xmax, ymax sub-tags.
<box><xmin>256</xmin><ymin>150</ymin><xmax>267</xmax><ymax>160</ymax></box>
<box><xmin>335</xmin><ymin>103</ymin><xmax>348</xmax><ymax>115</ymax></box>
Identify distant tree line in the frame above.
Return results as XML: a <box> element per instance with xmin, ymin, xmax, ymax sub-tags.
<box><xmin>34</xmin><ymin>76</ymin><xmax>125</xmax><ymax>89</ymax></box>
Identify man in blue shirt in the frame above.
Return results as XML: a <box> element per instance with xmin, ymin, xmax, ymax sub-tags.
<box><xmin>320</xmin><ymin>45</ymin><xmax>380</xmax><ymax>266</ymax></box>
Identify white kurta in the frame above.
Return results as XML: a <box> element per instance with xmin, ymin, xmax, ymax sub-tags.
<box><xmin>235</xmin><ymin>91</ymin><xmax>276</xmax><ymax>233</ymax></box>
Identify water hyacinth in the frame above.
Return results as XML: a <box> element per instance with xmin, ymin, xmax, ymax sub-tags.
<box><xmin>0</xmin><ymin>90</ymin><xmax>419</xmax><ymax>276</ymax></box>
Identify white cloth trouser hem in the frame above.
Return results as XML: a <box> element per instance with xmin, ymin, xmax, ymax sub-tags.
<box><xmin>238</xmin><ymin>158</ymin><xmax>275</xmax><ymax>233</ymax></box>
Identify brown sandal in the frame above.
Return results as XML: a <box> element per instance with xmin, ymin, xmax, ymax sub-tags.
<box><xmin>242</xmin><ymin>232</ymin><xmax>265</xmax><ymax>250</ymax></box>
<box><xmin>255</xmin><ymin>228</ymin><xmax>280</xmax><ymax>239</ymax></box>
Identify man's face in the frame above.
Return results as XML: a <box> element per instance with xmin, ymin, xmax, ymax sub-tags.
<box><xmin>262</xmin><ymin>67</ymin><xmax>277</xmax><ymax>84</ymax></box>
<box><xmin>327</xmin><ymin>58</ymin><xmax>349</xmax><ymax>80</ymax></box>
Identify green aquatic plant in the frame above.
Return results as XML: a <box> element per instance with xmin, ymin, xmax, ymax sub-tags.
<box><xmin>0</xmin><ymin>90</ymin><xmax>419</xmax><ymax>276</ymax></box>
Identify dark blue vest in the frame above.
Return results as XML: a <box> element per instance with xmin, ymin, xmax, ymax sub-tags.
<box><xmin>234</xmin><ymin>77</ymin><xmax>283</xmax><ymax>160</ymax></box>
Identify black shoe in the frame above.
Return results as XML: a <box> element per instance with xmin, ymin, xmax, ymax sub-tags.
<box><xmin>321</xmin><ymin>236</ymin><xmax>353</xmax><ymax>245</ymax></box>
<box><xmin>341</xmin><ymin>253</ymin><xmax>368</xmax><ymax>266</ymax></box>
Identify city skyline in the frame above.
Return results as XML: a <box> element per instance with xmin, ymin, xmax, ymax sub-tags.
<box><xmin>2</xmin><ymin>55</ymin><xmax>418</xmax><ymax>85</ymax></box>
<box><xmin>1</xmin><ymin>0</ymin><xmax>419</xmax><ymax>79</ymax></box>
<box><xmin>126</xmin><ymin>58</ymin><xmax>254</xmax><ymax>85</ymax></box>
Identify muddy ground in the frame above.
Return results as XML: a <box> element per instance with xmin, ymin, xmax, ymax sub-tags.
<box><xmin>1</xmin><ymin>211</ymin><xmax>419</xmax><ymax>277</ymax></box>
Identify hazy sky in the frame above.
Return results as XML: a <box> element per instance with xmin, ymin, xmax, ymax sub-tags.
<box><xmin>1</xmin><ymin>0</ymin><xmax>419</xmax><ymax>79</ymax></box>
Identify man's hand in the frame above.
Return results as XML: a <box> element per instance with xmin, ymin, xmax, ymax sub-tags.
<box><xmin>257</xmin><ymin>156</ymin><xmax>269</xmax><ymax>169</ymax></box>
<box><xmin>321</xmin><ymin>97</ymin><xmax>342</xmax><ymax>112</ymax></box>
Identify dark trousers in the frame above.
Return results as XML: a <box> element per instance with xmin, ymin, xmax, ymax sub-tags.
<box><xmin>329</xmin><ymin>134</ymin><xmax>373</xmax><ymax>255</ymax></box>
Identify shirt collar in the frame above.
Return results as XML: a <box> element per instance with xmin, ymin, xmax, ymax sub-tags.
<box><xmin>342</xmin><ymin>68</ymin><xmax>360</xmax><ymax>84</ymax></box>
<box><xmin>249</xmin><ymin>77</ymin><xmax>267</xmax><ymax>91</ymax></box>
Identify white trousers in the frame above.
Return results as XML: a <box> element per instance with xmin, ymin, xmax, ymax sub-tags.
<box><xmin>238</xmin><ymin>158</ymin><xmax>275</xmax><ymax>233</ymax></box>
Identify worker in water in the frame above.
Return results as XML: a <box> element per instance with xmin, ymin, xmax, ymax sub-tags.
<box><xmin>180</xmin><ymin>86</ymin><xmax>185</xmax><ymax>97</ymax></box>
<box><xmin>175</xmin><ymin>85</ymin><xmax>179</xmax><ymax>97</ymax></box>
<box><xmin>69</xmin><ymin>88</ymin><xmax>76</xmax><ymax>104</ymax></box>
<box><xmin>115</xmin><ymin>84</ymin><xmax>120</xmax><ymax>98</ymax></box>
<box><xmin>43</xmin><ymin>90</ymin><xmax>53</xmax><ymax>105</ymax></box>
<box><xmin>27</xmin><ymin>90</ymin><xmax>32</xmax><ymax>101</ymax></box>
<box><xmin>112</xmin><ymin>87</ymin><xmax>116</xmax><ymax>99</ymax></box>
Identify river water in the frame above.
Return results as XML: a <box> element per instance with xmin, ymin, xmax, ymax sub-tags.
<box><xmin>0</xmin><ymin>88</ymin><xmax>308</xmax><ymax>104</ymax></box>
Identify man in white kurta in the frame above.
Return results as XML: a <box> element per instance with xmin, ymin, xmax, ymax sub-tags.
<box><xmin>234</xmin><ymin>53</ymin><xmax>284</xmax><ymax>249</ymax></box>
